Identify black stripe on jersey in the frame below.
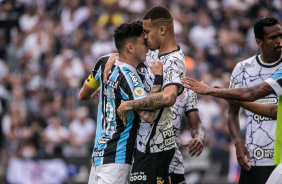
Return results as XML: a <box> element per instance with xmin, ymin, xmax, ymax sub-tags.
<box><xmin>145</xmin><ymin>108</ymin><xmax>164</xmax><ymax>153</ymax></box>
<box><xmin>277</xmin><ymin>78</ymin><xmax>282</xmax><ymax>87</ymax></box>
<box><xmin>185</xmin><ymin>109</ymin><xmax>198</xmax><ymax>114</ymax></box>
<box><xmin>163</xmin><ymin>83</ymin><xmax>184</xmax><ymax>96</ymax></box>
<box><xmin>256</xmin><ymin>55</ymin><xmax>282</xmax><ymax>68</ymax></box>
<box><xmin>158</xmin><ymin>45</ymin><xmax>180</xmax><ymax>59</ymax></box>
<box><xmin>103</xmin><ymin>70</ymin><xmax>139</xmax><ymax>165</ymax></box>
<box><xmin>91</xmin><ymin>55</ymin><xmax>109</xmax><ymax>75</ymax></box>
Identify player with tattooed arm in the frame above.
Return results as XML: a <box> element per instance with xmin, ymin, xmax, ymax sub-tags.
<box><xmin>79</xmin><ymin>21</ymin><xmax>163</xmax><ymax>184</ymax></box>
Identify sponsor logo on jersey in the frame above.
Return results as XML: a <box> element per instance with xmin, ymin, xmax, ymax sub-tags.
<box><xmin>106</xmin><ymin>80</ymin><xmax>118</xmax><ymax>89</ymax></box>
<box><xmin>161</xmin><ymin>127</ymin><xmax>175</xmax><ymax>146</ymax></box>
<box><xmin>103</xmin><ymin>88</ymin><xmax>115</xmax><ymax>99</ymax></box>
<box><xmin>157</xmin><ymin>177</ymin><xmax>164</xmax><ymax>184</ymax></box>
<box><xmin>130</xmin><ymin>172</ymin><xmax>147</xmax><ymax>181</ymax></box>
<box><xmin>134</xmin><ymin>87</ymin><xmax>145</xmax><ymax>96</ymax></box>
<box><xmin>240</xmin><ymin>63</ymin><xmax>254</xmax><ymax>70</ymax></box>
<box><xmin>144</xmin><ymin>81</ymin><xmax>151</xmax><ymax>92</ymax></box>
<box><xmin>97</xmin><ymin>136</ymin><xmax>111</xmax><ymax>144</ymax></box>
<box><xmin>253</xmin><ymin>114</ymin><xmax>273</xmax><ymax>124</ymax></box>
<box><xmin>93</xmin><ymin>150</ymin><xmax>104</xmax><ymax>157</ymax></box>
<box><xmin>165</xmin><ymin>67</ymin><xmax>173</xmax><ymax>84</ymax></box>
<box><xmin>255</xmin><ymin>97</ymin><xmax>278</xmax><ymax>104</ymax></box>
<box><xmin>253</xmin><ymin>148</ymin><xmax>274</xmax><ymax>160</ymax></box>
<box><xmin>129</xmin><ymin>72</ymin><xmax>140</xmax><ymax>86</ymax></box>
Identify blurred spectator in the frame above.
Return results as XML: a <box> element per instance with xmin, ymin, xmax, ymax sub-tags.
<box><xmin>188</xmin><ymin>11</ymin><xmax>216</xmax><ymax>51</ymax></box>
<box><xmin>0</xmin><ymin>1</ymin><xmax>281</xmax><ymax>183</ymax></box>
<box><xmin>60</xmin><ymin>0</ymin><xmax>90</xmax><ymax>35</ymax></box>
<box><xmin>65</xmin><ymin>106</ymin><xmax>95</xmax><ymax>157</ymax></box>
<box><xmin>41</xmin><ymin>115</ymin><xmax>69</xmax><ymax>158</ymax></box>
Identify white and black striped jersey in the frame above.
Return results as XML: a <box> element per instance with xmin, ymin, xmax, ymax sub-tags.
<box><xmin>137</xmin><ymin>47</ymin><xmax>186</xmax><ymax>153</ymax></box>
<box><xmin>229</xmin><ymin>54</ymin><xmax>282</xmax><ymax>166</ymax></box>
<box><xmin>169</xmin><ymin>88</ymin><xmax>198</xmax><ymax>174</ymax></box>
<box><xmin>91</xmin><ymin>56</ymin><xmax>147</xmax><ymax>166</ymax></box>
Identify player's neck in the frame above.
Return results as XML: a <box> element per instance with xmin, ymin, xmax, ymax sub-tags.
<box><xmin>260</xmin><ymin>53</ymin><xmax>282</xmax><ymax>63</ymax></box>
<box><xmin>158</xmin><ymin>35</ymin><xmax>178</xmax><ymax>56</ymax></box>
<box><xmin>119</xmin><ymin>55</ymin><xmax>139</xmax><ymax>69</ymax></box>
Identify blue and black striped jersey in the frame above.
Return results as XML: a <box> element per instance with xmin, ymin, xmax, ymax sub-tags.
<box><xmin>91</xmin><ymin>55</ymin><xmax>147</xmax><ymax>166</ymax></box>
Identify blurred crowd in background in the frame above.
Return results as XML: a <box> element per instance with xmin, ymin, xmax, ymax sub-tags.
<box><xmin>0</xmin><ymin>0</ymin><xmax>281</xmax><ymax>183</ymax></box>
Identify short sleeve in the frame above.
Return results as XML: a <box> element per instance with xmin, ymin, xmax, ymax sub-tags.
<box><xmin>265</xmin><ymin>67</ymin><xmax>282</xmax><ymax>96</ymax></box>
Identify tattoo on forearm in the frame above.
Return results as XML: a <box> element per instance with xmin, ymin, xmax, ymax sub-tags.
<box><xmin>128</xmin><ymin>93</ymin><xmax>176</xmax><ymax>111</ymax></box>
<box><xmin>148</xmin><ymin>84</ymin><xmax>162</xmax><ymax>95</ymax></box>
<box><xmin>210</xmin><ymin>83</ymin><xmax>273</xmax><ymax>100</ymax></box>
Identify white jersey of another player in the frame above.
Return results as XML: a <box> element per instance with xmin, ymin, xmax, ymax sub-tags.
<box><xmin>229</xmin><ymin>54</ymin><xmax>282</xmax><ymax>166</ymax></box>
<box><xmin>169</xmin><ymin>88</ymin><xmax>198</xmax><ymax>174</ymax></box>
<box><xmin>136</xmin><ymin>47</ymin><xmax>186</xmax><ymax>153</ymax></box>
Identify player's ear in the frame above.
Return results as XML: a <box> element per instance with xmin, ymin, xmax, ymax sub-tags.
<box><xmin>159</xmin><ymin>26</ymin><xmax>166</xmax><ymax>36</ymax></box>
<box><xmin>126</xmin><ymin>43</ymin><xmax>133</xmax><ymax>53</ymax></box>
<box><xmin>256</xmin><ymin>38</ymin><xmax>263</xmax><ymax>47</ymax></box>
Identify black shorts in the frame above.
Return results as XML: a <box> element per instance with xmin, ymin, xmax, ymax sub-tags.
<box><xmin>239</xmin><ymin>166</ymin><xmax>276</xmax><ymax>184</ymax></box>
<box><xmin>129</xmin><ymin>149</ymin><xmax>175</xmax><ymax>184</ymax></box>
<box><xmin>170</xmin><ymin>173</ymin><xmax>186</xmax><ymax>184</ymax></box>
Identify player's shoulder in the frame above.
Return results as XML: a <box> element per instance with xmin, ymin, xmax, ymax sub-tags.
<box><xmin>162</xmin><ymin>47</ymin><xmax>184</xmax><ymax>60</ymax></box>
<box><xmin>96</xmin><ymin>54</ymin><xmax>111</xmax><ymax>64</ymax></box>
<box><xmin>233</xmin><ymin>55</ymin><xmax>257</xmax><ymax>70</ymax></box>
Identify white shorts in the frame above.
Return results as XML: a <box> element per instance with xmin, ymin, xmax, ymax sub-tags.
<box><xmin>88</xmin><ymin>163</ymin><xmax>131</xmax><ymax>184</ymax></box>
<box><xmin>266</xmin><ymin>163</ymin><xmax>282</xmax><ymax>184</ymax></box>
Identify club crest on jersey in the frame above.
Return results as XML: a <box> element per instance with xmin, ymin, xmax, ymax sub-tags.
<box><xmin>129</xmin><ymin>72</ymin><xmax>140</xmax><ymax>86</ymax></box>
<box><xmin>134</xmin><ymin>87</ymin><xmax>145</xmax><ymax>96</ymax></box>
<box><xmin>177</xmin><ymin>91</ymin><xmax>187</xmax><ymax>103</ymax></box>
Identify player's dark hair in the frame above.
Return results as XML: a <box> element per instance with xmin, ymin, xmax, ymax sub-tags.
<box><xmin>254</xmin><ymin>17</ymin><xmax>279</xmax><ymax>39</ymax></box>
<box><xmin>143</xmin><ymin>6</ymin><xmax>172</xmax><ymax>21</ymax></box>
<box><xmin>114</xmin><ymin>20</ymin><xmax>143</xmax><ymax>53</ymax></box>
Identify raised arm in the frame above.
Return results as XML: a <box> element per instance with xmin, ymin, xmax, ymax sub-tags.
<box><xmin>228</xmin><ymin>100</ymin><xmax>278</xmax><ymax>119</ymax></box>
<box><xmin>181</xmin><ymin>77</ymin><xmax>274</xmax><ymax>101</ymax></box>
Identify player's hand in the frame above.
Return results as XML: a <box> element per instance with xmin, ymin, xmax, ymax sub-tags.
<box><xmin>180</xmin><ymin>77</ymin><xmax>210</xmax><ymax>95</ymax></box>
<box><xmin>103</xmin><ymin>53</ymin><xmax>118</xmax><ymax>83</ymax></box>
<box><xmin>90</xmin><ymin>87</ymin><xmax>100</xmax><ymax>99</ymax></box>
<box><xmin>150</xmin><ymin>61</ymin><xmax>163</xmax><ymax>75</ymax></box>
<box><xmin>182</xmin><ymin>137</ymin><xmax>204</xmax><ymax>157</ymax></box>
<box><xmin>117</xmin><ymin>100</ymin><xmax>130</xmax><ymax>126</ymax></box>
<box><xmin>235</xmin><ymin>141</ymin><xmax>252</xmax><ymax>171</ymax></box>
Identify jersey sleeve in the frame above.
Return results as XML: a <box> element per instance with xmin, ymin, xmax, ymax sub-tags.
<box><xmin>229</xmin><ymin>62</ymin><xmax>242</xmax><ymax>89</ymax></box>
<box><xmin>91</xmin><ymin>55</ymin><xmax>110</xmax><ymax>82</ymax></box>
<box><xmin>119</xmin><ymin>69</ymin><xmax>147</xmax><ymax>101</ymax></box>
<box><xmin>265</xmin><ymin>67</ymin><xmax>282</xmax><ymax>96</ymax></box>
<box><xmin>185</xmin><ymin>89</ymin><xmax>199</xmax><ymax>113</ymax></box>
<box><xmin>162</xmin><ymin>57</ymin><xmax>186</xmax><ymax>95</ymax></box>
